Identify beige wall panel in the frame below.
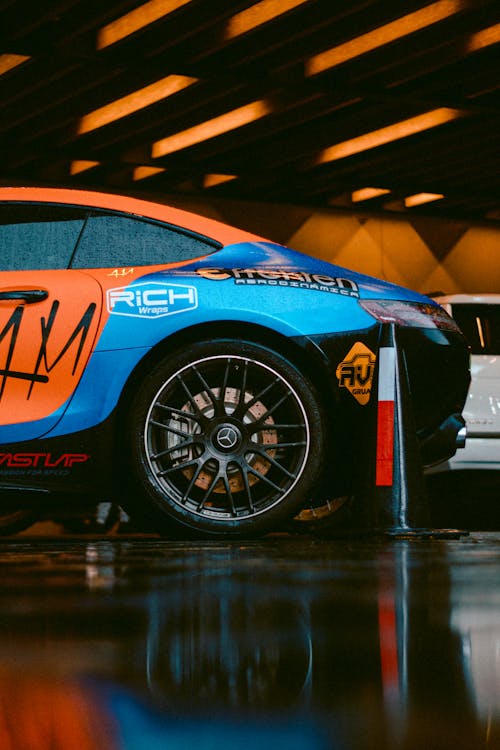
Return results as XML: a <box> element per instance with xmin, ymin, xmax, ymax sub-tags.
<box><xmin>325</xmin><ymin>222</ymin><xmax>384</xmax><ymax>279</ymax></box>
<box><xmin>375</xmin><ymin>219</ymin><xmax>439</xmax><ymax>291</ymax></box>
<box><xmin>287</xmin><ymin>211</ymin><xmax>363</xmax><ymax>261</ymax></box>
<box><xmin>445</xmin><ymin>227</ymin><xmax>500</xmax><ymax>293</ymax></box>
<box><xmin>417</xmin><ymin>265</ymin><xmax>460</xmax><ymax>296</ymax></box>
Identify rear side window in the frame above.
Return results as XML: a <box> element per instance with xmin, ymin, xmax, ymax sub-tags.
<box><xmin>0</xmin><ymin>204</ymin><xmax>86</xmax><ymax>270</ymax></box>
<box><xmin>71</xmin><ymin>212</ymin><xmax>216</xmax><ymax>268</ymax></box>
<box><xmin>451</xmin><ymin>304</ymin><xmax>500</xmax><ymax>354</ymax></box>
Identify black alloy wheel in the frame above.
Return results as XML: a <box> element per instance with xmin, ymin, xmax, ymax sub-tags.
<box><xmin>127</xmin><ymin>340</ymin><xmax>325</xmax><ymax>537</ymax></box>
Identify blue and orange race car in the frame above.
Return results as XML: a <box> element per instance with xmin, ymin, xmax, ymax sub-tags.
<box><xmin>0</xmin><ymin>187</ymin><xmax>469</xmax><ymax>536</ymax></box>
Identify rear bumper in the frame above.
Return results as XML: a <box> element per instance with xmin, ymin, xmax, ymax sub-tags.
<box><xmin>398</xmin><ymin>328</ymin><xmax>470</xmax><ymax>439</ymax></box>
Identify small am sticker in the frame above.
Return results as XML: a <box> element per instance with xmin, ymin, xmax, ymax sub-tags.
<box><xmin>336</xmin><ymin>342</ymin><xmax>376</xmax><ymax>405</ymax></box>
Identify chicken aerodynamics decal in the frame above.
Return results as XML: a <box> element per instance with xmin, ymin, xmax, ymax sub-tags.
<box><xmin>195</xmin><ymin>268</ymin><xmax>360</xmax><ymax>297</ymax></box>
<box><xmin>336</xmin><ymin>342</ymin><xmax>376</xmax><ymax>405</ymax></box>
<box><xmin>107</xmin><ymin>282</ymin><xmax>198</xmax><ymax>319</ymax></box>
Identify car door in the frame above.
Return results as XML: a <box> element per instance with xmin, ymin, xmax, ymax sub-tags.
<box><xmin>0</xmin><ymin>202</ymin><xmax>103</xmax><ymax>442</ymax></box>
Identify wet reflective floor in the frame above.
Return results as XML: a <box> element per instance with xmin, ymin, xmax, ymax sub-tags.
<box><xmin>0</xmin><ymin>531</ymin><xmax>499</xmax><ymax>749</ymax></box>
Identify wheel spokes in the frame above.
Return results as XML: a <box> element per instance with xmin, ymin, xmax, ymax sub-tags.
<box><xmin>233</xmin><ymin>375</ymin><xmax>279</xmax><ymax>420</ymax></box>
<box><xmin>145</xmin><ymin>354</ymin><xmax>310</xmax><ymax>520</ymax></box>
<box><xmin>248</xmin><ymin>447</ymin><xmax>298</xmax><ymax>479</ymax></box>
<box><xmin>176</xmin><ymin>373</ymin><xmax>205</xmax><ymax>417</ymax></box>
<box><xmin>154</xmin><ymin>402</ymin><xmax>199</xmax><ymax>421</ymax></box>
<box><xmin>247</xmin><ymin>389</ymin><xmax>293</xmax><ymax>429</ymax></box>
<box><xmin>150</xmin><ymin>435</ymin><xmax>201</xmax><ymax>461</ymax></box>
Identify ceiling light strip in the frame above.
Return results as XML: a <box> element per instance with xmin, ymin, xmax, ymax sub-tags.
<box><xmin>468</xmin><ymin>22</ymin><xmax>500</xmax><ymax>53</ymax></box>
<box><xmin>133</xmin><ymin>166</ymin><xmax>166</xmax><ymax>181</ymax></box>
<box><xmin>203</xmin><ymin>174</ymin><xmax>237</xmax><ymax>188</ymax></box>
<box><xmin>78</xmin><ymin>75</ymin><xmax>197</xmax><ymax>134</ymax></box>
<box><xmin>315</xmin><ymin>107</ymin><xmax>464</xmax><ymax>164</ymax></box>
<box><xmin>226</xmin><ymin>0</ymin><xmax>308</xmax><ymax>39</ymax></box>
<box><xmin>70</xmin><ymin>160</ymin><xmax>100</xmax><ymax>175</ymax></box>
<box><xmin>306</xmin><ymin>0</ymin><xmax>463</xmax><ymax>75</ymax></box>
<box><xmin>98</xmin><ymin>0</ymin><xmax>192</xmax><ymax>49</ymax></box>
<box><xmin>404</xmin><ymin>192</ymin><xmax>444</xmax><ymax>207</ymax></box>
<box><xmin>152</xmin><ymin>99</ymin><xmax>272</xmax><ymax>158</ymax></box>
<box><xmin>352</xmin><ymin>187</ymin><xmax>390</xmax><ymax>202</ymax></box>
<box><xmin>0</xmin><ymin>54</ymin><xmax>30</xmax><ymax>76</ymax></box>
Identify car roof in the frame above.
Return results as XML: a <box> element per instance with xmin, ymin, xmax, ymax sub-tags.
<box><xmin>0</xmin><ymin>186</ymin><xmax>262</xmax><ymax>247</ymax></box>
<box><xmin>436</xmin><ymin>294</ymin><xmax>500</xmax><ymax>305</ymax></box>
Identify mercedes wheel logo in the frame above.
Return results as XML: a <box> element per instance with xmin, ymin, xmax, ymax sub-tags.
<box><xmin>216</xmin><ymin>425</ymin><xmax>239</xmax><ymax>450</ymax></box>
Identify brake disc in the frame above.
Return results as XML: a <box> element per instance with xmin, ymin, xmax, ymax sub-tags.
<box><xmin>170</xmin><ymin>387</ymin><xmax>277</xmax><ymax>493</ymax></box>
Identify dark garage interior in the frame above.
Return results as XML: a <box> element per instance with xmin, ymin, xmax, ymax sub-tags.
<box><xmin>1</xmin><ymin>1</ymin><xmax>500</xmax><ymax>748</ymax></box>
<box><xmin>2</xmin><ymin>0</ymin><xmax>500</xmax><ymax>221</ymax></box>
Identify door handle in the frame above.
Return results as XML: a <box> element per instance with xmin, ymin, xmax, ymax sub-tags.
<box><xmin>0</xmin><ymin>289</ymin><xmax>49</xmax><ymax>303</ymax></box>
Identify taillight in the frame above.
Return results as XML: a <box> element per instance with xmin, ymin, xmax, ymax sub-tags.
<box><xmin>359</xmin><ymin>299</ymin><xmax>461</xmax><ymax>332</ymax></box>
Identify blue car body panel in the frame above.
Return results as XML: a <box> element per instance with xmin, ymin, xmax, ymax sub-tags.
<box><xmin>44</xmin><ymin>242</ymin><xmax>432</xmax><ymax>438</ymax></box>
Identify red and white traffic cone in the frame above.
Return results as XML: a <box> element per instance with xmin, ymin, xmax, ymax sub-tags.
<box><xmin>360</xmin><ymin>323</ymin><xmax>465</xmax><ymax>538</ymax></box>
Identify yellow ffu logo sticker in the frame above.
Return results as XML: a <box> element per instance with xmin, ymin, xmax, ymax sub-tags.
<box><xmin>336</xmin><ymin>342</ymin><xmax>376</xmax><ymax>405</ymax></box>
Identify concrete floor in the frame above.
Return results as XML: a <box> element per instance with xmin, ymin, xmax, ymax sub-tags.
<box><xmin>0</xmin><ymin>530</ymin><xmax>498</xmax><ymax>749</ymax></box>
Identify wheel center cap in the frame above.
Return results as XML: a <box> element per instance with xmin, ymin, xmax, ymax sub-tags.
<box><xmin>213</xmin><ymin>424</ymin><xmax>241</xmax><ymax>453</ymax></box>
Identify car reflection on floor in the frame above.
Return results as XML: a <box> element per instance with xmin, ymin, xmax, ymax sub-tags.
<box><xmin>0</xmin><ymin>534</ymin><xmax>498</xmax><ymax>749</ymax></box>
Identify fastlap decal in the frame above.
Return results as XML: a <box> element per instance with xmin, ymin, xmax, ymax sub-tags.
<box><xmin>0</xmin><ymin>452</ymin><xmax>89</xmax><ymax>468</ymax></box>
<box><xmin>0</xmin><ymin>452</ymin><xmax>90</xmax><ymax>478</ymax></box>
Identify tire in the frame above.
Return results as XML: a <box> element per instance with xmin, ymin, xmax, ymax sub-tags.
<box><xmin>127</xmin><ymin>339</ymin><xmax>325</xmax><ymax>537</ymax></box>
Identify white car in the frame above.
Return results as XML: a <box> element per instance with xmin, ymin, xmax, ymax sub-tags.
<box><xmin>432</xmin><ymin>294</ymin><xmax>500</xmax><ymax>472</ymax></box>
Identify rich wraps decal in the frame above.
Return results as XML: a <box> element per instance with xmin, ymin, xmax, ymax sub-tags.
<box><xmin>107</xmin><ymin>281</ymin><xmax>198</xmax><ymax>319</ymax></box>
